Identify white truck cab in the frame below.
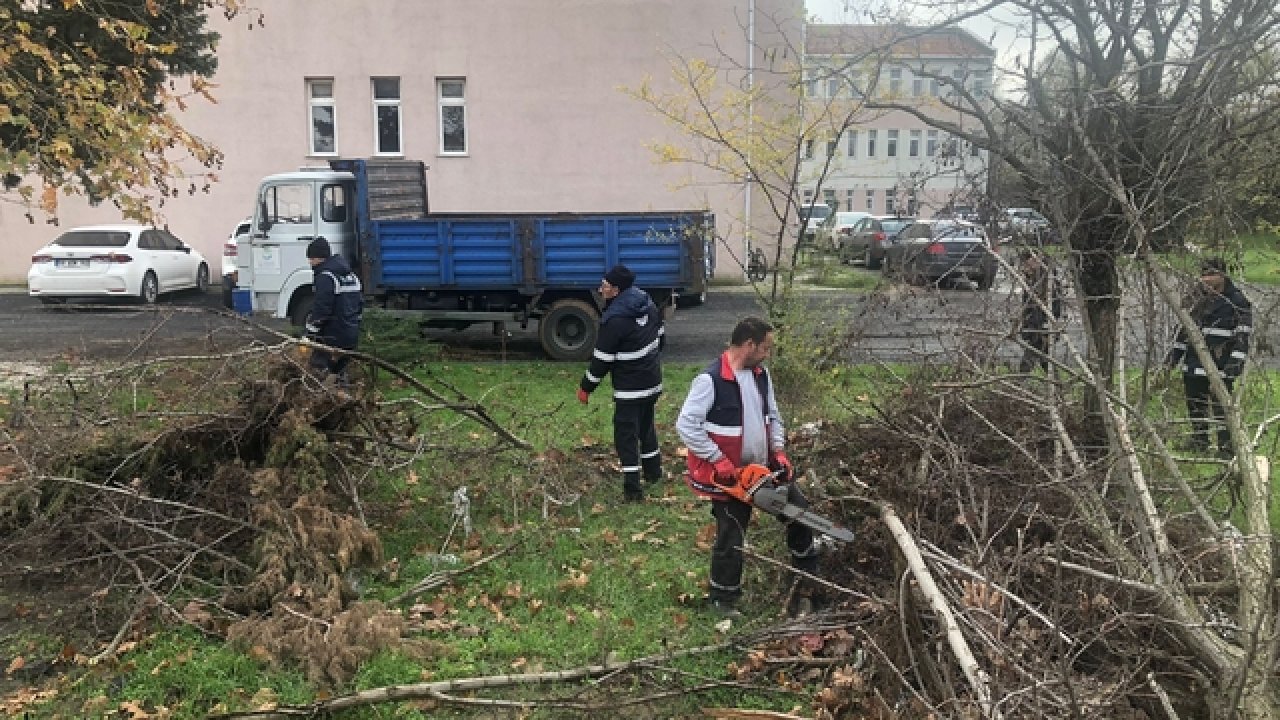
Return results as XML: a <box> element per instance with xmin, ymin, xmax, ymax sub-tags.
<box><xmin>243</xmin><ymin>168</ymin><xmax>356</xmax><ymax>325</ymax></box>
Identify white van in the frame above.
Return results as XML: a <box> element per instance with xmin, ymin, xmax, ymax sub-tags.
<box><xmin>799</xmin><ymin>203</ymin><xmax>831</xmax><ymax>245</ymax></box>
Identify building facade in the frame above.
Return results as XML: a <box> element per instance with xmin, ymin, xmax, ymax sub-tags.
<box><xmin>799</xmin><ymin>25</ymin><xmax>995</xmax><ymax>218</ymax></box>
<box><xmin>0</xmin><ymin>1</ymin><xmax>802</xmax><ymax>283</ymax></box>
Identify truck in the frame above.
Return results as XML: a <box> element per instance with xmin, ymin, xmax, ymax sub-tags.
<box><xmin>235</xmin><ymin>159</ymin><xmax>714</xmax><ymax>361</ymax></box>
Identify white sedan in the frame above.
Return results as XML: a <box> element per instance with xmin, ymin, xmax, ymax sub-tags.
<box><xmin>28</xmin><ymin>224</ymin><xmax>210</xmax><ymax>305</ymax></box>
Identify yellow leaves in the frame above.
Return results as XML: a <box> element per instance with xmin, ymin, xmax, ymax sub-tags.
<box><xmin>39</xmin><ymin>184</ymin><xmax>58</xmax><ymax>214</ymax></box>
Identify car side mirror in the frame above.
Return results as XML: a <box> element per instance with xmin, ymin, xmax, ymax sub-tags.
<box><xmin>257</xmin><ymin>199</ymin><xmax>273</xmax><ymax>232</ymax></box>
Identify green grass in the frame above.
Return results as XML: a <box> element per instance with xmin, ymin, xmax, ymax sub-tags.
<box><xmin>1238</xmin><ymin>233</ymin><xmax>1280</xmax><ymax>285</ymax></box>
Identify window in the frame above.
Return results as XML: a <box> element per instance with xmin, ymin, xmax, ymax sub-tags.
<box><xmin>847</xmin><ymin>130</ymin><xmax>857</xmax><ymax>157</ymax></box>
<box><xmin>912</xmin><ymin>77</ymin><xmax>923</xmax><ymax>96</ymax></box>
<box><xmin>865</xmin><ymin>188</ymin><xmax>875</xmax><ymax>211</ymax></box>
<box><xmin>889</xmin><ymin>68</ymin><xmax>902</xmax><ymax>95</ymax></box>
<box><xmin>827</xmin><ymin>74</ymin><xmax>840</xmax><ymax>98</ymax></box>
<box><xmin>951</xmin><ymin>68</ymin><xmax>965</xmax><ymax>95</ymax></box>
<box><xmin>887</xmin><ymin>129</ymin><xmax>899</xmax><ymax>157</ymax></box>
<box><xmin>804</xmin><ymin>138</ymin><xmax>815</xmax><ymax>160</ymax></box>
<box><xmin>307</xmin><ymin>79</ymin><xmax>336</xmax><ymax>156</ymax></box>
<box><xmin>803</xmin><ymin>189</ymin><xmax>814</xmax><ymax>203</ymax></box>
<box><xmin>826</xmin><ymin>134</ymin><xmax>839</xmax><ymax>158</ymax></box>
<box><xmin>846</xmin><ymin>189</ymin><xmax>855</xmax><ymax>211</ymax></box>
<box><xmin>867</xmin><ymin>129</ymin><xmax>878</xmax><ymax>157</ymax></box>
<box><xmin>886</xmin><ymin>192</ymin><xmax>896</xmax><ymax>214</ymax></box>
<box><xmin>927</xmin><ymin>129</ymin><xmax>939</xmax><ymax>156</ymax></box>
<box><xmin>437</xmin><ymin>78</ymin><xmax>467</xmax><ymax>155</ymax></box>
<box><xmin>371</xmin><ymin>77</ymin><xmax>402</xmax><ymax>156</ymax></box>
<box><xmin>909</xmin><ymin>130</ymin><xmax>921</xmax><ymax>157</ymax></box>
<box><xmin>806</xmin><ymin>70</ymin><xmax>820</xmax><ymax>97</ymax></box>
<box><xmin>823</xmin><ymin>188</ymin><xmax>837</xmax><ymax>210</ymax></box>
<box><xmin>263</xmin><ymin>184</ymin><xmax>314</xmax><ymax>226</ymax></box>
<box><xmin>970</xmin><ymin>140</ymin><xmax>981</xmax><ymax>157</ymax></box>
<box><xmin>930</xmin><ymin>78</ymin><xmax>939</xmax><ymax>97</ymax></box>
<box><xmin>320</xmin><ymin>184</ymin><xmax>349</xmax><ymax>224</ymax></box>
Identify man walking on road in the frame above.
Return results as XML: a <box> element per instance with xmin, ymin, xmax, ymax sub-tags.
<box><xmin>1167</xmin><ymin>258</ymin><xmax>1252</xmax><ymax>456</ymax></box>
<box><xmin>577</xmin><ymin>265</ymin><xmax>665</xmax><ymax>502</ymax></box>
<box><xmin>304</xmin><ymin>238</ymin><xmax>364</xmax><ymax>384</ymax></box>
<box><xmin>676</xmin><ymin>316</ymin><xmax>820</xmax><ymax>618</ymax></box>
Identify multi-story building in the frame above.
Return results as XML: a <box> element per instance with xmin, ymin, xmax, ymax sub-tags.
<box><xmin>799</xmin><ymin>24</ymin><xmax>995</xmax><ymax>218</ymax></box>
<box><xmin>0</xmin><ymin>1</ymin><xmax>801</xmax><ymax>282</ymax></box>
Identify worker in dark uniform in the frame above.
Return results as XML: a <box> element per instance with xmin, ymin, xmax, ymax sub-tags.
<box><xmin>1167</xmin><ymin>258</ymin><xmax>1252</xmax><ymax>455</ymax></box>
<box><xmin>304</xmin><ymin>238</ymin><xmax>364</xmax><ymax>384</ymax></box>
<box><xmin>577</xmin><ymin>265</ymin><xmax>665</xmax><ymax>502</ymax></box>
<box><xmin>1017</xmin><ymin>251</ymin><xmax>1063</xmax><ymax>373</ymax></box>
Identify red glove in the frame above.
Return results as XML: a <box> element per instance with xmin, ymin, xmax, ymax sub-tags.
<box><xmin>770</xmin><ymin>450</ymin><xmax>794</xmax><ymax>483</ymax></box>
<box><xmin>712</xmin><ymin>456</ymin><xmax>738</xmax><ymax>484</ymax></box>
<box><xmin>577</xmin><ymin>388</ymin><xmax>590</xmax><ymax>404</ymax></box>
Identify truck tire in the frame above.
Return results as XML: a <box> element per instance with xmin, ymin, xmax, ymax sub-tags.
<box><xmin>289</xmin><ymin>291</ymin><xmax>314</xmax><ymax>328</ymax></box>
<box><xmin>539</xmin><ymin>299</ymin><xmax>599</xmax><ymax>362</ymax></box>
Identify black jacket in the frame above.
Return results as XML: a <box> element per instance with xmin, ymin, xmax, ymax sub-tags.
<box><xmin>306</xmin><ymin>255</ymin><xmax>364</xmax><ymax>350</ymax></box>
<box><xmin>1168</xmin><ymin>280</ymin><xmax>1252</xmax><ymax>379</ymax></box>
<box><xmin>579</xmin><ymin>287</ymin><xmax>664</xmax><ymax>404</ymax></box>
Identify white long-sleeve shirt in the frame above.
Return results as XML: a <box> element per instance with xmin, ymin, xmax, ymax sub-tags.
<box><xmin>676</xmin><ymin>367</ymin><xmax>785</xmax><ymax>465</ymax></box>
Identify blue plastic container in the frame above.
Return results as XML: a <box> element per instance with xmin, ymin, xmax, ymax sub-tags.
<box><xmin>231</xmin><ymin>288</ymin><xmax>253</xmax><ymax>316</ymax></box>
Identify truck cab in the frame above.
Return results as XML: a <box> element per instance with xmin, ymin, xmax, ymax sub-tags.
<box><xmin>242</xmin><ymin>169</ymin><xmax>357</xmax><ymax>325</ymax></box>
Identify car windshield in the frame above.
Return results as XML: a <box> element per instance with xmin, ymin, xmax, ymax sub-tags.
<box><xmin>882</xmin><ymin>219</ymin><xmax>912</xmax><ymax>234</ymax></box>
<box><xmin>53</xmin><ymin>230</ymin><xmax>131</xmax><ymax>247</ymax></box>
<box><xmin>803</xmin><ymin>205</ymin><xmax>831</xmax><ymax>222</ymax></box>
<box><xmin>834</xmin><ymin>212</ymin><xmax>863</xmax><ymax>225</ymax></box>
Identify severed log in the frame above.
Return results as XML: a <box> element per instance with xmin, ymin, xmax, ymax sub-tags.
<box><xmin>880</xmin><ymin>501</ymin><xmax>1002</xmax><ymax>720</ymax></box>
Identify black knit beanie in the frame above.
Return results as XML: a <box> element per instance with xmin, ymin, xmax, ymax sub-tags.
<box><xmin>306</xmin><ymin>237</ymin><xmax>332</xmax><ymax>260</ymax></box>
<box><xmin>603</xmin><ymin>264</ymin><xmax>635</xmax><ymax>290</ymax></box>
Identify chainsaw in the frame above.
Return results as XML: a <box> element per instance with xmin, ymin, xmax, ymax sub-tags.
<box><xmin>712</xmin><ymin>463</ymin><xmax>854</xmax><ymax>543</ymax></box>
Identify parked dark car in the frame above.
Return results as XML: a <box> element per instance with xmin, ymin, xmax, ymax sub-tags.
<box><xmin>882</xmin><ymin>219</ymin><xmax>997</xmax><ymax>290</ymax></box>
<box><xmin>840</xmin><ymin>215</ymin><xmax>916</xmax><ymax>268</ymax></box>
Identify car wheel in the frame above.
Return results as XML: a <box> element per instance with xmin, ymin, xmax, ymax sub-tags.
<box><xmin>864</xmin><ymin>246</ymin><xmax>882</xmax><ymax>270</ymax></box>
<box><xmin>195</xmin><ymin>263</ymin><xmax>210</xmax><ymax>293</ymax></box>
<box><xmin>139</xmin><ymin>271</ymin><xmax>159</xmax><ymax>304</ymax></box>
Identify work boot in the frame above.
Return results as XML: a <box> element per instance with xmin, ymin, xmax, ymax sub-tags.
<box><xmin>704</xmin><ymin>596</ymin><xmax>742</xmax><ymax>618</ymax></box>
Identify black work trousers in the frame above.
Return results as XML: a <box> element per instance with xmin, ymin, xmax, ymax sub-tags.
<box><xmin>707</xmin><ymin>486</ymin><xmax>819</xmax><ymax>603</ymax></box>
<box><xmin>613</xmin><ymin>398</ymin><xmax>662</xmax><ymax>494</ymax></box>
<box><xmin>309</xmin><ymin>347</ymin><xmax>352</xmax><ymax>384</ymax></box>
<box><xmin>1184</xmin><ymin>374</ymin><xmax>1234</xmax><ymax>452</ymax></box>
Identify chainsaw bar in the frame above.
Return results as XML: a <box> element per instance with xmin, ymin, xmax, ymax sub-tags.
<box><xmin>751</xmin><ymin>484</ymin><xmax>854</xmax><ymax>543</ymax></box>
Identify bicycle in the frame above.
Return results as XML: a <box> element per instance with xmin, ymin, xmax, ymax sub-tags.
<box><xmin>746</xmin><ymin>247</ymin><xmax>768</xmax><ymax>282</ymax></box>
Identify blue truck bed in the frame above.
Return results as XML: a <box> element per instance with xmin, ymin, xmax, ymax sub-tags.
<box><xmin>371</xmin><ymin>213</ymin><xmax>704</xmax><ymax>291</ymax></box>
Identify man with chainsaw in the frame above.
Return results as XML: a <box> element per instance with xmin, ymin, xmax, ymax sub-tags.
<box><xmin>676</xmin><ymin>316</ymin><xmax>821</xmax><ymax>618</ymax></box>
<box><xmin>577</xmin><ymin>264</ymin><xmax>665</xmax><ymax>503</ymax></box>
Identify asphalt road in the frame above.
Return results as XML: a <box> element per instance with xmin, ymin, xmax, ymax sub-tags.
<box><xmin>0</xmin><ymin>276</ymin><xmax>1271</xmax><ymax>369</ymax></box>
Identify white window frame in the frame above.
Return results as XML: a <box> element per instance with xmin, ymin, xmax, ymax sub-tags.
<box><xmin>847</xmin><ymin>130</ymin><xmax>857</xmax><ymax>158</ymax></box>
<box><xmin>867</xmin><ymin>129</ymin><xmax>878</xmax><ymax>157</ymax></box>
<box><xmin>887</xmin><ymin>129</ymin><xmax>899</xmax><ymax>158</ymax></box>
<box><xmin>307</xmin><ymin>78</ymin><xmax>337</xmax><ymax>157</ymax></box>
<box><xmin>927</xmin><ymin>129</ymin><xmax>939</xmax><ymax>157</ymax></box>
<box><xmin>889</xmin><ymin>68</ymin><xmax>902</xmax><ymax>95</ymax></box>
<box><xmin>909</xmin><ymin>129</ymin><xmax>921</xmax><ymax>157</ymax></box>
<box><xmin>912</xmin><ymin>76</ymin><xmax>923</xmax><ymax>96</ymax></box>
<box><xmin>372</xmin><ymin>77</ymin><xmax>402</xmax><ymax>157</ymax></box>
<box><xmin>865</xmin><ymin>188</ymin><xmax>875</xmax><ymax>211</ymax></box>
<box><xmin>437</xmin><ymin>77</ymin><xmax>468</xmax><ymax>156</ymax></box>
<box><xmin>886</xmin><ymin>191</ymin><xmax>897</xmax><ymax>214</ymax></box>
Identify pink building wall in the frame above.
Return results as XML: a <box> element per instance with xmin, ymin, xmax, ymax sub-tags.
<box><xmin>0</xmin><ymin>0</ymin><xmax>802</xmax><ymax>283</ymax></box>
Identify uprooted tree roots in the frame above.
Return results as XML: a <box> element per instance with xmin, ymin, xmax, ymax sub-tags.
<box><xmin>0</xmin><ymin>348</ymin><xmax>512</xmax><ymax>686</ymax></box>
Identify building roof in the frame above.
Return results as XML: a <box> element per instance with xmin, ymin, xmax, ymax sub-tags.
<box><xmin>805</xmin><ymin>24</ymin><xmax>995</xmax><ymax>59</ymax></box>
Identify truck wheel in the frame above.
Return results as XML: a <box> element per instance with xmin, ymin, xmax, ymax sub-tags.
<box><xmin>539</xmin><ymin>299</ymin><xmax>598</xmax><ymax>362</ymax></box>
<box><xmin>289</xmin><ymin>292</ymin><xmax>314</xmax><ymax>328</ymax></box>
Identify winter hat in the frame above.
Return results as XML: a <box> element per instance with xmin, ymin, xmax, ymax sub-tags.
<box><xmin>1199</xmin><ymin>257</ymin><xmax>1227</xmax><ymax>276</ymax></box>
<box><xmin>603</xmin><ymin>264</ymin><xmax>635</xmax><ymax>290</ymax></box>
<box><xmin>306</xmin><ymin>237</ymin><xmax>332</xmax><ymax>260</ymax></box>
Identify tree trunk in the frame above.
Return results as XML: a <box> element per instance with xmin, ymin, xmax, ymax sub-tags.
<box><xmin>1075</xmin><ymin>249</ymin><xmax>1120</xmax><ymax>418</ymax></box>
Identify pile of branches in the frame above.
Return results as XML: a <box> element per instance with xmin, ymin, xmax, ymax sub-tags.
<box><xmin>0</xmin><ymin>347</ymin><xmax>507</xmax><ymax>686</ymax></box>
<box><xmin>783</xmin><ymin>368</ymin><xmax>1238</xmax><ymax>719</ymax></box>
